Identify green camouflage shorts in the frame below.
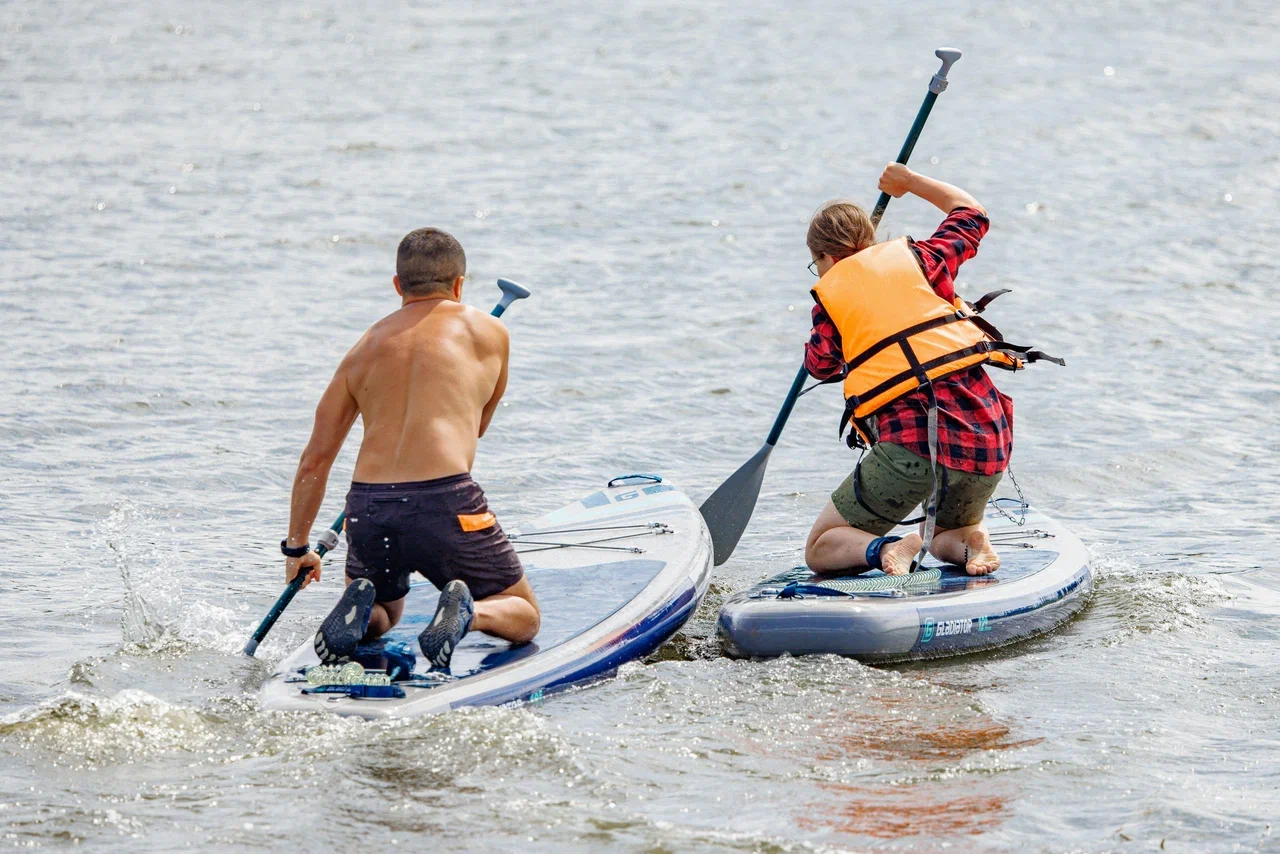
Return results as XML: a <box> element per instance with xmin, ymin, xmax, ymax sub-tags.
<box><xmin>830</xmin><ymin>441</ymin><xmax>1002</xmax><ymax>536</ymax></box>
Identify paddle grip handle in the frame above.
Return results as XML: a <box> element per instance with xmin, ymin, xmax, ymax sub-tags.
<box><xmin>493</xmin><ymin>277</ymin><xmax>531</xmax><ymax>318</ymax></box>
<box><xmin>930</xmin><ymin>48</ymin><xmax>962</xmax><ymax>94</ymax></box>
<box><xmin>870</xmin><ymin>47</ymin><xmax>962</xmax><ymax>228</ymax></box>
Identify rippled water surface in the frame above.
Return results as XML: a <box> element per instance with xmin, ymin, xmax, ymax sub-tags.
<box><xmin>3</xmin><ymin>0</ymin><xmax>1279</xmax><ymax>851</ymax></box>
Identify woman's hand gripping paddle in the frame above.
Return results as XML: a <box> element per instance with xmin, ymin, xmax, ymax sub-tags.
<box><xmin>698</xmin><ymin>48</ymin><xmax>962</xmax><ymax>566</ymax></box>
<box><xmin>242</xmin><ymin>278</ymin><xmax>532</xmax><ymax>657</ymax></box>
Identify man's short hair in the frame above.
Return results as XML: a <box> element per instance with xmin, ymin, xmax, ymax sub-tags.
<box><xmin>396</xmin><ymin>228</ymin><xmax>466</xmax><ymax>296</ymax></box>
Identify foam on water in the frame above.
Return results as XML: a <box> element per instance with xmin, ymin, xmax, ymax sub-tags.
<box><xmin>1086</xmin><ymin>544</ymin><xmax>1233</xmax><ymax>646</ymax></box>
<box><xmin>1</xmin><ymin>690</ymin><xmax>225</xmax><ymax>767</ymax></box>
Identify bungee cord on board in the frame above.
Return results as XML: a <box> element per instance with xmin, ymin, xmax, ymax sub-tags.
<box><xmin>509</xmin><ymin>522</ymin><xmax>674</xmax><ymax>555</ymax></box>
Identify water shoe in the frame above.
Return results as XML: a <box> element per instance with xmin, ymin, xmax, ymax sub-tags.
<box><xmin>314</xmin><ymin>578</ymin><xmax>376</xmax><ymax>663</ymax></box>
<box><xmin>418</xmin><ymin>580</ymin><xmax>475</xmax><ymax>670</ymax></box>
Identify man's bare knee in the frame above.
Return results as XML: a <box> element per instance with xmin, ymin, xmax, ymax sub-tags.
<box><xmin>511</xmin><ymin>603</ymin><xmax>540</xmax><ymax>643</ymax></box>
<box><xmin>473</xmin><ymin>576</ymin><xmax>541</xmax><ymax>644</ymax></box>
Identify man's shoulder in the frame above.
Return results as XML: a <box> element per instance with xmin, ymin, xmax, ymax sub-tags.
<box><xmin>457</xmin><ymin>303</ymin><xmax>508</xmax><ymax>342</ymax></box>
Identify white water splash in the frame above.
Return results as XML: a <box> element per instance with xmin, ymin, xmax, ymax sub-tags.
<box><xmin>95</xmin><ymin>502</ymin><xmax>183</xmax><ymax>645</ymax></box>
<box><xmin>1088</xmin><ymin>544</ymin><xmax>1233</xmax><ymax>646</ymax></box>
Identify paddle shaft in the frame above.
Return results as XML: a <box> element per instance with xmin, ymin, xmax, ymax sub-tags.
<box><xmin>868</xmin><ymin>91</ymin><xmax>940</xmax><ymax>226</ymax></box>
<box><xmin>767</xmin><ymin>49</ymin><xmax>962</xmax><ymax>449</ymax></box>
<box><xmin>766</xmin><ymin>366</ymin><xmax>809</xmax><ymax>447</ymax></box>
<box><xmin>242</xmin><ymin>515</ymin><xmax>344</xmax><ymax>656</ymax></box>
<box><xmin>243</xmin><ymin>283</ymin><xmax>530</xmax><ymax>656</ymax></box>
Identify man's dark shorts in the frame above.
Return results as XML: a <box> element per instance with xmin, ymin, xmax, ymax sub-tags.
<box><xmin>344</xmin><ymin>474</ymin><xmax>524</xmax><ymax>603</ymax></box>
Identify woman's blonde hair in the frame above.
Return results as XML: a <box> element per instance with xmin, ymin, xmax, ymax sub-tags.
<box><xmin>806</xmin><ymin>200</ymin><xmax>876</xmax><ymax>261</ymax></box>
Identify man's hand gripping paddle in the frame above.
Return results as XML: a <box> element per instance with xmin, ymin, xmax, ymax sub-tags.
<box><xmin>698</xmin><ymin>48</ymin><xmax>962</xmax><ymax>566</ymax></box>
<box><xmin>242</xmin><ymin>277</ymin><xmax>532</xmax><ymax>657</ymax></box>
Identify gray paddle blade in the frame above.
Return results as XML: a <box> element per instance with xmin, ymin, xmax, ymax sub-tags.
<box><xmin>699</xmin><ymin>443</ymin><xmax>773</xmax><ymax>566</ymax></box>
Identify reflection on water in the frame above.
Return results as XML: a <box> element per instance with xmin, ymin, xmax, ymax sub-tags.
<box><xmin>813</xmin><ymin>717</ymin><xmax>1042</xmax><ymax>764</ymax></box>
<box><xmin>800</xmin><ymin>783</ymin><xmax>1009</xmax><ymax>839</ymax></box>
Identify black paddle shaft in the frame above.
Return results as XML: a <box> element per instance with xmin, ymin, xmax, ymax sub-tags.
<box><xmin>698</xmin><ymin>48</ymin><xmax>962</xmax><ymax>566</ymax></box>
<box><xmin>869</xmin><ymin>94</ymin><xmax>938</xmax><ymax>224</ymax></box>
<box><xmin>871</xmin><ymin>48</ymin><xmax>962</xmax><ymax>226</ymax></box>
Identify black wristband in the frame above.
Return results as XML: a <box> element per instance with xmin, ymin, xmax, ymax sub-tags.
<box><xmin>280</xmin><ymin>539</ymin><xmax>311</xmax><ymax>558</ymax></box>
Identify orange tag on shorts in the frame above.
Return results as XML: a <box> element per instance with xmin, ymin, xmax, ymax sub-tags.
<box><xmin>457</xmin><ymin>512</ymin><xmax>496</xmax><ymax>532</ymax></box>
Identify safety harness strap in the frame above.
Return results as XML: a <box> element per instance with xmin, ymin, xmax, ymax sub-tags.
<box><xmin>896</xmin><ymin>343</ymin><xmax>943</xmax><ymax>573</ymax></box>
<box><xmin>911</xmin><ymin>383</ymin><xmax>942</xmax><ymax>572</ymax></box>
<box><xmin>842</xmin><ymin>344</ymin><xmax>989</xmax><ymax>434</ymax></box>
<box><xmin>968</xmin><ymin>313</ymin><xmax>1005</xmax><ymax>343</ymax></box>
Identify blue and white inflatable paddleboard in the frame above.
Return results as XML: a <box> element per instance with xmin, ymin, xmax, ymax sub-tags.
<box><xmin>261</xmin><ymin>475</ymin><xmax>712</xmax><ymax>719</ymax></box>
<box><xmin>717</xmin><ymin>501</ymin><xmax>1092</xmax><ymax>662</ymax></box>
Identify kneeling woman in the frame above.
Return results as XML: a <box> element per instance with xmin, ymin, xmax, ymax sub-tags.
<box><xmin>804</xmin><ymin>163</ymin><xmax>1025</xmax><ymax>577</ymax></box>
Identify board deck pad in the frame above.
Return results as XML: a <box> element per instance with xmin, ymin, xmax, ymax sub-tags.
<box><xmin>758</xmin><ymin>548</ymin><xmax>1059</xmax><ymax>597</ymax></box>
<box><xmin>350</xmin><ymin>559</ymin><xmax>666</xmax><ymax>681</ymax></box>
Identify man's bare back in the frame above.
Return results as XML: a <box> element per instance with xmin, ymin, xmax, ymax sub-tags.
<box><xmin>282</xmin><ymin>227</ymin><xmax>539</xmax><ymax>670</ymax></box>
<box><xmin>345</xmin><ymin>298</ymin><xmax>508</xmax><ymax>483</ymax></box>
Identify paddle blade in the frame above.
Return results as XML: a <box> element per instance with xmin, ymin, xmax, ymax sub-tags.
<box><xmin>699</xmin><ymin>443</ymin><xmax>773</xmax><ymax>566</ymax></box>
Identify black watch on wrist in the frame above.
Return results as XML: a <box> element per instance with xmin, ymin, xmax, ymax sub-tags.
<box><xmin>280</xmin><ymin>539</ymin><xmax>311</xmax><ymax>558</ymax></box>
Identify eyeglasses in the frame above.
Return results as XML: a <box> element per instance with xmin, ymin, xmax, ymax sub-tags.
<box><xmin>807</xmin><ymin>260</ymin><xmax>819</xmax><ymax>277</ymax></box>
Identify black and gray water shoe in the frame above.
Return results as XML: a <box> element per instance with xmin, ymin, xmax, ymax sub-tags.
<box><xmin>314</xmin><ymin>578</ymin><xmax>376</xmax><ymax>664</ymax></box>
<box><xmin>418</xmin><ymin>579</ymin><xmax>475</xmax><ymax>671</ymax></box>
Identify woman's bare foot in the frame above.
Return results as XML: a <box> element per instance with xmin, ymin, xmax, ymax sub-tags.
<box><xmin>881</xmin><ymin>533</ymin><xmax>923</xmax><ymax>576</ymax></box>
<box><xmin>964</xmin><ymin>529</ymin><xmax>1001</xmax><ymax>576</ymax></box>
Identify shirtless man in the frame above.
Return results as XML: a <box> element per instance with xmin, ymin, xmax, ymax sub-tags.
<box><xmin>280</xmin><ymin>228</ymin><xmax>539</xmax><ymax>670</ymax></box>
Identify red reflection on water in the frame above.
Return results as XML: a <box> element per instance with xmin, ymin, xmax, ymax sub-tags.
<box><xmin>799</xmin><ymin>716</ymin><xmax>1039</xmax><ymax>840</ymax></box>
<box><xmin>797</xmin><ymin>782</ymin><xmax>1009</xmax><ymax>839</ymax></box>
<box><xmin>814</xmin><ymin>718</ymin><xmax>1042</xmax><ymax>763</ymax></box>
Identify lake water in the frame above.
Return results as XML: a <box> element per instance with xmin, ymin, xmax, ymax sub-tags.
<box><xmin>2</xmin><ymin>0</ymin><xmax>1278</xmax><ymax>850</ymax></box>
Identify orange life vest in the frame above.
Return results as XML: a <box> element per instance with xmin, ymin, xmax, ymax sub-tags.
<box><xmin>811</xmin><ymin>236</ymin><xmax>1060</xmax><ymax>447</ymax></box>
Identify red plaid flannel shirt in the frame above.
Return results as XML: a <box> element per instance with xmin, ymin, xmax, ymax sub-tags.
<box><xmin>804</xmin><ymin>207</ymin><xmax>1013</xmax><ymax>475</ymax></box>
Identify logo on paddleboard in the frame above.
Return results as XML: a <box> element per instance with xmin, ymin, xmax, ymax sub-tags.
<box><xmin>920</xmin><ymin>617</ymin><xmax>975</xmax><ymax>643</ymax></box>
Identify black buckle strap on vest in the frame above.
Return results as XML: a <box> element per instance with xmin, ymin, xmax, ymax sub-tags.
<box><xmin>990</xmin><ymin>341</ymin><xmax>1067</xmax><ymax>367</ymax></box>
<box><xmin>842</xmin><ymin>312</ymin><xmax>967</xmax><ymax>376</ymax></box>
<box><xmin>1026</xmin><ymin>349</ymin><xmax>1066</xmax><ymax>366</ymax></box>
<box><xmin>838</xmin><ymin>395</ymin><xmax>858</xmax><ymax>444</ymax></box>
<box><xmin>839</xmin><ymin>397</ymin><xmax>872</xmax><ymax>450</ymax></box>
<box><xmin>847</xmin><ymin>425</ymin><xmax>870</xmax><ymax>450</ymax></box>
<box><xmin>968</xmin><ymin>288</ymin><xmax>1012</xmax><ymax>314</ymax></box>
<box><xmin>968</xmin><ymin>314</ymin><xmax>1005</xmax><ymax>343</ymax></box>
<box><xmin>853</xmin><ymin>344</ymin><xmax>990</xmax><ymax>411</ymax></box>
<box><xmin>899</xmin><ymin>338</ymin><xmax>930</xmax><ymax>384</ymax></box>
